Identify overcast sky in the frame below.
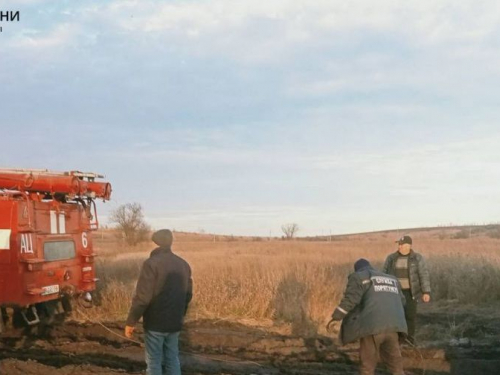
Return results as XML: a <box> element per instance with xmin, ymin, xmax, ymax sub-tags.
<box><xmin>1</xmin><ymin>1</ymin><xmax>500</xmax><ymax>236</ymax></box>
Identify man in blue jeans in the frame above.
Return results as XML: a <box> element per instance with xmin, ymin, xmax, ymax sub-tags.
<box><xmin>125</xmin><ymin>229</ymin><xmax>193</xmax><ymax>375</ymax></box>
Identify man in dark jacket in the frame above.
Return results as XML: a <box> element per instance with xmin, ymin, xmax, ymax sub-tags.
<box><xmin>330</xmin><ymin>259</ymin><xmax>407</xmax><ymax>375</ymax></box>
<box><xmin>383</xmin><ymin>235</ymin><xmax>431</xmax><ymax>344</ymax></box>
<box><xmin>125</xmin><ymin>229</ymin><xmax>193</xmax><ymax>375</ymax></box>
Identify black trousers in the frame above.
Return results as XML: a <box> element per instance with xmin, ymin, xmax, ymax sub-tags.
<box><xmin>402</xmin><ymin>289</ymin><xmax>417</xmax><ymax>342</ymax></box>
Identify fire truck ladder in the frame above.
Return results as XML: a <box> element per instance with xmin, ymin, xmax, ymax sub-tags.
<box><xmin>0</xmin><ymin>168</ymin><xmax>112</xmax><ymax>200</ymax></box>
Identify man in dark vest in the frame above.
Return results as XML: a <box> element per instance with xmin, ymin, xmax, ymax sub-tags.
<box><xmin>125</xmin><ymin>229</ymin><xmax>193</xmax><ymax>375</ymax></box>
<box><xmin>329</xmin><ymin>259</ymin><xmax>407</xmax><ymax>375</ymax></box>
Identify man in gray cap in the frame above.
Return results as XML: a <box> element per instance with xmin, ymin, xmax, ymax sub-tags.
<box><xmin>125</xmin><ymin>229</ymin><xmax>192</xmax><ymax>375</ymax></box>
<box><xmin>383</xmin><ymin>235</ymin><xmax>431</xmax><ymax>345</ymax></box>
<box><xmin>329</xmin><ymin>259</ymin><xmax>407</xmax><ymax>375</ymax></box>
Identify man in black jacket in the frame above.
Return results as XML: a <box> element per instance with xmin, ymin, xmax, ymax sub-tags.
<box><xmin>383</xmin><ymin>235</ymin><xmax>431</xmax><ymax>344</ymax></box>
<box><xmin>330</xmin><ymin>259</ymin><xmax>407</xmax><ymax>375</ymax></box>
<box><xmin>125</xmin><ymin>229</ymin><xmax>193</xmax><ymax>375</ymax></box>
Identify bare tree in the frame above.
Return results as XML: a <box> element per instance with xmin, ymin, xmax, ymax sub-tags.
<box><xmin>109</xmin><ymin>203</ymin><xmax>151</xmax><ymax>246</ymax></box>
<box><xmin>281</xmin><ymin>223</ymin><xmax>299</xmax><ymax>239</ymax></box>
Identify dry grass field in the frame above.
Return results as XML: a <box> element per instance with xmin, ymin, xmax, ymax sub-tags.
<box><xmin>88</xmin><ymin>226</ymin><xmax>500</xmax><ymax>337</ymax></box>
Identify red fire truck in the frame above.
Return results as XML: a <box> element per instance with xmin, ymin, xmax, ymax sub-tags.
<box><xmin>0</xmin><ymin>168</ymin><xmax>111</xmax><ymax>333</ymax></box>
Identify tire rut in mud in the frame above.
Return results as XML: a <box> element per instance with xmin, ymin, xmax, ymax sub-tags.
<box><xmin>0</xmin><ymin>347</ymin><xmax>144</xmax><ymax>372</ymax></box>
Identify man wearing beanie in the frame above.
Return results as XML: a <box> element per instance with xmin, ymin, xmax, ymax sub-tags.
<box><xmin>329</xmin><ymin>259</ymin><xmax>407</xmax><ymax>375</ymax></box>
<box><xmin>383</xmin><ymin>235</ymin><xmax>431</xmax><ymax>345</ymax></box>
<box><xmin>125</xmin><ymin>229</ymin><xmax>193</xmax><ymax>375</ymax></box>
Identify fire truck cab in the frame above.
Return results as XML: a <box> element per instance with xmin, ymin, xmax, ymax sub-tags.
<box><xmin>0</xmin><ymin>169</ymin><xmax>111</xmax><ymax>332</ymax></box>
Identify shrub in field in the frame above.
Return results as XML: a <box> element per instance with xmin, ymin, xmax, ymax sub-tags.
<box><xmin>452</xmin><ymin>229</ymin><xmax>469</xmax><ymax>239</ymax></box>
<box><xmin>281</xmin><ymin>223</ymin><xmax>299</xmax><ymax>239</ymax></box>
<box><xmin>430</xmin><ymin>255</ymin><xmax>500</xmax><ymax>304</ymax></box>
<box><xmin>486</xmin><ymin>227</ymin><xmax>500</xmax><ymax>239</ymax></box>
<box><xmin>109</xmin><ymin>203</ymin><xmax>151</xmax><ymax>246</ymax></box>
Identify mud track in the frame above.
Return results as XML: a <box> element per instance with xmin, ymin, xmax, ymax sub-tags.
<box><xmin>1</xmin><ymin>319</ymin><xmax>499</xmax><ymax>375</ymax></box>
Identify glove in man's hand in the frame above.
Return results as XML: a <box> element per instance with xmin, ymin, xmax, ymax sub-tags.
<box><xmin>125</xmin><ymin>325</ymin><xmax>135</xmax><ymax>338</ymax></box>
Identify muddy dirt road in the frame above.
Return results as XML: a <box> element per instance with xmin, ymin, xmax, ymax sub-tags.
<box><xmin>1</xmin><ymin>314</ymin><xmax>499</xmax><ymax>375</ymax></box>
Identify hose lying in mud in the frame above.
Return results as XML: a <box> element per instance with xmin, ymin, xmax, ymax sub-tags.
<box><xmin>75</xmin><ymin>308</ymin><xmax>263</xmax><ymax>368</ymax></box>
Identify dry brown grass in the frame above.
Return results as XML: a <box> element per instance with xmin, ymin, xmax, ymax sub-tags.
<box><xmin>86</xmin><ymin>229</ymin><xmax>500</xmax><ymax>335</ymax></box>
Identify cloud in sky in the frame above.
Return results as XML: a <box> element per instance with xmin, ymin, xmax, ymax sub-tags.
<box><xmin>1</xmin><ymin>0</ymin><xmax>500</xmax><ymax>235</ymax></box>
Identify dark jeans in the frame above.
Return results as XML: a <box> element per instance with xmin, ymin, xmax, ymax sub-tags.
<box><xmin>359</xmin><ymin>332</ymin><xmax>404</xmax><ymax>375</ymax></box>
<box><xmin>402</xmin><ymin>290</ymin><xmax>417</xmax><ymax>343</ymax></box>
